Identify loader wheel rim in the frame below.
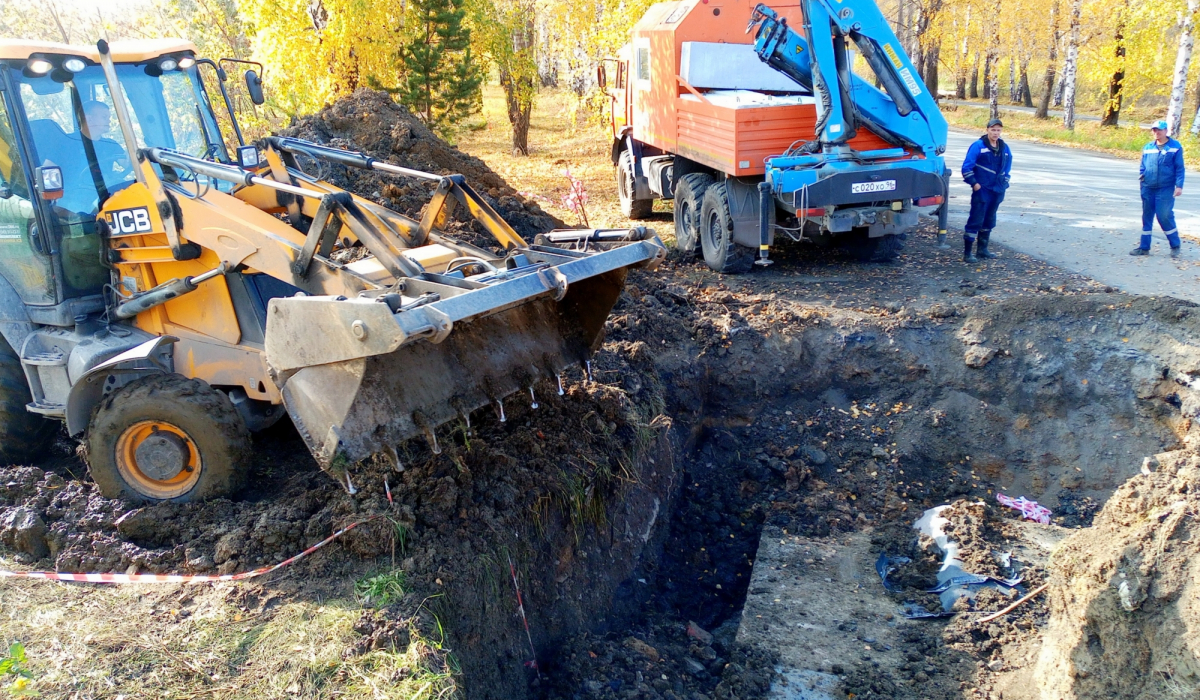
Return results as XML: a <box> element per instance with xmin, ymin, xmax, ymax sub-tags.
<box><xmin>116</xmin><ymin>420</ymin><xmax>202</xmax><ymax>499</ymax></box>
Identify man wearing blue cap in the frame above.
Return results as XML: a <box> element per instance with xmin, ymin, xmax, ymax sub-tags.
<box><xmin>961</xmin><ymin>118</ymin><xmax>1012</xmax><ymax>263</ymax></box>
<box><xmin>1132</xmin><ymin>120</ymin><xmax>1185</xmax><ymax>257</ymax></box>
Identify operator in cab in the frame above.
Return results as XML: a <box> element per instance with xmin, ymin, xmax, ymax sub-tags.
<box><xmin>78</xmin><ymin>100</ymin><xmax>131</xmax><ymax>190</ymax></box>
<box><xmin>960</xmin><ymin>118</ymin><xmax>1012</xmax><ymax>264</ymax></box>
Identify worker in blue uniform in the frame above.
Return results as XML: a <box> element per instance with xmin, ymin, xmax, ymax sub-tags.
<box><xmin>1132</xmin><ymin>120</ymin><xmax>1185</xmax><ymax>258</ymax></box>
<box><xmin>960</xmin><ymin>119</ymin><xmax>1012</xmax><ymax>263</ymax></box>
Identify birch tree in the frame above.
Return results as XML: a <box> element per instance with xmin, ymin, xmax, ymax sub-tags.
<box><xmin>986</xmin><ymin>0</ymin><xmax>1002</xmax><ymax>119</ymax></box>
<box><xmin>1035</xmin><ymin>0</ymin><xmax>1060</xmax><ymax>118</ymax></box>
<box><xmin>1060</xmin><ymin>0</ymin><xmax>1082</xmax><ymax>130</ymax></box>
<box><xmin>1100</xmin><ymin>0</ymin><xmax>1129</xmax><ymax>127</ymax></box>
<box><xmin>1167</xmin><ymin>0</ymin><xmax>1200</xmax><ymax>135</ymax></box>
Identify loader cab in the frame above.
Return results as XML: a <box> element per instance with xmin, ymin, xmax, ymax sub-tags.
<box><xmin>0</xmin><ymin>42</ymin><xmax>228</xmax><ymax>312</ymax></box>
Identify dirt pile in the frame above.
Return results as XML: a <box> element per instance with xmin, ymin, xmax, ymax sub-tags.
<box><xmin>1032</xmin><ymin>449</ymin><xmax>1200</xmax><ymax>698</ymax></box>
<box><xmin>276</xmin><ymin>89</ymin><xmax>562</xmax><ymax>246</ymax></box>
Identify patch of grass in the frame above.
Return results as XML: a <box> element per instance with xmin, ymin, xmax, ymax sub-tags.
<box><xmin>943</xmin><ymin>105</ymin><xmax>1200</xmax><ymax>167</ymax></box>
<box><xmin>355</xmin><ymin>569</ymin><xmax>408</xmax><ymax>606</ymax></box>
<box><xmin>0</xmin><ymin>575</ymin><xmax>457</xmax><ymax>699</ymax></box>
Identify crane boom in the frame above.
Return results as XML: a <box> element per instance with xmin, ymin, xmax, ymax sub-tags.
<box><xmin>748</xmin><ymin>2</ymin><xmax>947</xmax><ymax>156</ymax></box>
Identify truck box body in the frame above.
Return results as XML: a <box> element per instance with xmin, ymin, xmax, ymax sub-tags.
<box><xmin>626</xmin><ymin>0</ymin><xmax>909</xmax><ymax>177</ymax></box>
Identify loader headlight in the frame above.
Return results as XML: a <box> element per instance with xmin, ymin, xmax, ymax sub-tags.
<box><xmin>159</xmin><ymin>58</ymin><xmax>178</xmax><ymax>71</ymax></box>
<box><xmin>178</xmin><ymin>56</ymin><xmax>196</xmax><ymax>69</ymax></box>
<box><xmin>236</xmin><ymin>145</ymin><xmax>260</xmax><ymax>169</ymax></box>
<box><xmin>27</xmin><ymin>58</ymin><xmax>53</xmax><ymax>75</ymax></box>
<box><xmin>35</xmin><ymin>162</ymin><xmax>63</xmax><ymax>200</ymax></box>
<box><xmin>63</xmin><ymin>58</ymin><xmax>86</xmax><ymax>73</ymax></box>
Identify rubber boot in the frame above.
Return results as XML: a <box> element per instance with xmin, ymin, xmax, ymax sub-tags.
<box><xmin>976</xmin><ymin>230</ymin><xmax>997</xmax><ymax>259</ymax></box>
<box><xmin>963</xmin><ymin>235</ymin><xmax>978</xmax><ymax>263</ymax></box>
<box><xmin>936</xmin><ymin>230</ymin><xmax>950</xmax><ymax>250</ymax></box>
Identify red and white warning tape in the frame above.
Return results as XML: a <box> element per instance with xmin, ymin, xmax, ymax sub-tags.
<box><xmin>0</xmin><ymin>515</ymin><xmax>381</xmax><ymax>584</ymax></box>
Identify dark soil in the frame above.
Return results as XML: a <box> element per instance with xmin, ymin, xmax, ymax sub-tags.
<box><xmin>276</xmin><ymin>89</ymin><xmax>563</xmax><ymax>250</ymax></box>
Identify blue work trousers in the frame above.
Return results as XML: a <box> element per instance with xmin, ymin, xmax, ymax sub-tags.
<box><xmin>965</xmin><ymin>188</ymin><xmax>1004</xmax><ymax>238</ymax></box>
<box><xmin>1140</xmin><ymin>185</ymin><xmax>1181</xmax><ymax>250</ymax></box>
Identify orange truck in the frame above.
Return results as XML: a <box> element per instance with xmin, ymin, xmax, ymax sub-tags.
<box><xmin>603</xmin><ymin>0</ymin><xmax>949</xmax><ymax>271</ymax></box>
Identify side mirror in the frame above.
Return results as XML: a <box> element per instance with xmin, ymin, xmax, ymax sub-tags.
<box><xmin>245</xmin><ymin>69</ymin><xmax>265</xmax><ymax>106</ymax></box>
<box><xmin>597</xmin><ymin>65</ymin><xmax>607</xmax><ymax>89</ymax></box>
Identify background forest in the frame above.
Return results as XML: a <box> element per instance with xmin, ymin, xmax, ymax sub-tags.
<box><xmin>2</xmin><ymin>0</ymin><xmax>1199</xmax><ymax>155</ymax></box>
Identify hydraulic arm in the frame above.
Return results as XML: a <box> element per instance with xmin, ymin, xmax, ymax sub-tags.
<box><xmin>748</xmin><ymin>2</ymin><xmax>947</xmax><ymax>157</ymax></box>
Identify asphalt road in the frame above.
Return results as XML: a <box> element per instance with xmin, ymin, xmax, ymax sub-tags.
<box><xmin>944</xmin><ymin>129</ymin><xmax>1200</xmax><ymax>302</ymax></box>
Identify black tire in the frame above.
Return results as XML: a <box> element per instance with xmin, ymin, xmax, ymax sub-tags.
<box><xmin>0</xmin><ymin>335</ymin><xmax>56</xmax><ymax>464</ymax></box>
<box><xmin>672</xmin><ymin>173</ymin><xmax>713</xmax><ymax>256</ymax></box>
<box><xmin>838</xmin><ymin>228</ymin><xmax>904</xmax><ymax>262</ymax></box>
<box><xmin>699</xmin><ymin>182</ymin><xmax>756</xmax><ymax>274</ymax></box>
<box><xmin>617</xmin><ymin>150</ymin><xmax>654</xmax><ymax>220</ymax></box>
<box><xmin>85</xmin><ymin>374</ymin><xmax>250</xmax><ymax>503</ymax></box>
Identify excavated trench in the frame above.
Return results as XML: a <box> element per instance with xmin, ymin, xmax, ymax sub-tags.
<box><xmin>3</xmin><ymin>258</ymin><xmax>1200</xmax><ymax>700</ymax></box>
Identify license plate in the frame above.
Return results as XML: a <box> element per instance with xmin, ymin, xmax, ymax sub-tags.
<box><xmin>851</xmin><ymin>180</ymin><xmax>897</xmax><ymax>194</ymax></box>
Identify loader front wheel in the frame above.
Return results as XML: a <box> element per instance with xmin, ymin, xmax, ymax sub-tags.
<box><xmin>700</xmin><ymin>183</ymin><xmax>756</xmax><ymax>274</ymax></box>
<box><xmin>86</xmin><ymin>374</ymin><xmax>250</xmax><ymax>503</ymax></box>
<box><xmin>673</xmin><ymin>173</ymin><xmax>713</xmax><ymax>256</ymax></box>
<box><xmin>618</xmin><ymin>150</ymin><xmax>654</xmax><ymax>220</ymax></box>
<box><xmin>0</xmin><ymin>335</ymin><xmax>56</xmax><ymax>465</ymax></box>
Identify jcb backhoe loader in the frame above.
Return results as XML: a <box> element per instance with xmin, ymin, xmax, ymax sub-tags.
<box><xmin>0</xmin><ymin>38</ymin><xmax>664</xmax><ymax>502</ymax></box>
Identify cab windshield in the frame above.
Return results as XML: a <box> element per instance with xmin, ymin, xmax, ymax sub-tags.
<box><xmin>9</xmin><ymin>60</ymin><xmax>228</xmax><ymax>297</ymax></box>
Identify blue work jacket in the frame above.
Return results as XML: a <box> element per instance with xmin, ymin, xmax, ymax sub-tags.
<box><xmin>962</xmin><ymin>136</ymin><xmax>1012</xmax><ymax>193</ymax></box>
<box><xmin>1140</xmin><ymin>138</ymin><xmax>1185</xmax><ymax>190</ymax></box>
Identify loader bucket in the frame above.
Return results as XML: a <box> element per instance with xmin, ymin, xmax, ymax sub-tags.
<box><xmin>264</xmin><ymin>237</ymin><xmax>665</xmax><ymax>472</ymax></box>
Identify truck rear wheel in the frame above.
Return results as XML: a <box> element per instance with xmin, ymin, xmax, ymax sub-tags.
<box><xmin>0</xmin><ymin>335</ymin><xmax>56</xmax><ymax>465</ymax></box>
<box><xmin>839</xmin><ymin>228</ymin><xmax>904</xmax><ymax>262</ymax></box>
<box><xmin>85</xmin><ymin>374</ymin><xmax>250</xmax><ymax>503</ymax></box>
<box><xmin>700</xmin><ymin>183</ymin><xmax>755</xmax><ymax>274</ymax></box>
<box><xmin>618</xmin><ymin>150</ymin><xmax>653</xmax><ymax>220</ymax></box>
<box><xmin>673</xmin><ymin>173</ymin><xmax>713</xmax><ymax>256</ymax></box>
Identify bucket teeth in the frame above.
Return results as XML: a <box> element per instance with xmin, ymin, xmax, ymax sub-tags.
<box><xmin>529</xmin><ymin>387</ymin><xmax>539</xmax><ymax>410</ymax></box>
<box><xmin>450</xmin><ymin>397</ymin><xmax>472</xmax><ymax>434</ymax></box>
<box><xmin>345</xmin><ymin>471</ymin><xmax>358</xmax><ymax>495</ymax></box>
<box><xmin>384</xmin><ymin>445</ymin><xmax>404</xmax><ymax>472</ymax></box>
<box><xmin>413</xmin><ymin>411</ymin><xmax>441</xmax><ymax>455</ymax></box>
<box><xmin>584</xmin><ymin>360</ymin><xmax>594</xmax><ymax>384</ymax></box>
<box><xmin>495</xmin><ymin>399</ymin><xmax>507</xmax><ymax>423</ymax></box>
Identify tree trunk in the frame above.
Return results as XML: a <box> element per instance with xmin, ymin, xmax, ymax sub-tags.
<box><xmin>1061</xmin><ymin>0</ymin><xmax>1082</xmax><ymax>129</ymax></box>
<box><xmin>1008</xmin><ymin>56</ymin><xmax>1017</xmax><ymax>102</ymax></box>
<box><xmin>955</xmin><ymin>8</ymin><xmax>971</xmax><ymax>99</ymax></box>
<box><xmin>970</xmin><ymin>51</ymin><xmax>980</xmax><ymax>98</ymax></box>
<box><xmin>1100</xmin><ymin>3</ymin><xmax>1128</xmax><ymax>127</ymax></box>
<box><xmin>501</xmin><ymin>68</ymin><xmax>534</xmax><ymax>155</ymax></box>
<box><xmin>1167</xmin><ymin>0</ymin><xmax>1200</xmax><ymax>135</ymax></box>
<box><xmin>1020</xmin><ymin>61</ymin><xmax>1034</xmax><ymax>107</ymax></box>
<box><xmin>982</xmin><ymin>53</ymin><xmax>993</xmax><ymax>98</ymax></box>
<box><xmin>924</xmin><ymin>42</ymin><xmax>941</xmax><ymax>96</ymax></box>
<box><xmin>1054</xmin><ymin>68</ymin><xmax>1065</xmax><ymax>106</ymax></box>
<box><xmin>987</xmin><ymin>0</ymin><xmax>1002</xmax><ymax>118</ymax></box>
<box><xmin>1190</xmin><ymin>76</ymin><xmax>1200</xmax><ymax>134</ymax></box>
<box><xmin>1035</xmin><ymin>0</ymin><xmax>1060</xmax><ymax>118</ymax></box>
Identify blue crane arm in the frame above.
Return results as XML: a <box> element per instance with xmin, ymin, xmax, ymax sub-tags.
<box><xmin>748</xmin><ymin>2</ymin><xmax>947</xmax><ymax>158</ymax></box>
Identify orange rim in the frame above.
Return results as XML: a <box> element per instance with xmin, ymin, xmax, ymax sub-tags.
<box><xmin>114</xmin><ymin>420</ymin><xmax>202</xmax><ymax>499</ymax></box>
